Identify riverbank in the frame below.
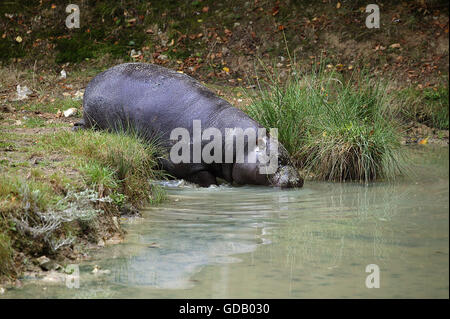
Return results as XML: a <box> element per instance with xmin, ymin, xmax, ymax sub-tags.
<box><xmin>0</xmin><ymin>83</ymin><xmax>166</xmax><ymax>287</ymax></box>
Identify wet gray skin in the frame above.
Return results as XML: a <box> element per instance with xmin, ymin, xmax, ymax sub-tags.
<box><xmin>77</xmin><ymin>63</ymin><xmax>303</xmax><ymax>188</ymax></box>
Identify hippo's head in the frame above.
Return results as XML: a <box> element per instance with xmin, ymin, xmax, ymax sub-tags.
<box><xmin>231</xmin><ymin>134</ymin><xmax>304</xmax><ymax>188</ymax></box>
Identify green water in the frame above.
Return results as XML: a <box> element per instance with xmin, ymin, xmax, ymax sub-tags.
<box><xmin>3</xmin><ymin>147</ymin><xmax>449</xmax><ymax>298</ymax></box>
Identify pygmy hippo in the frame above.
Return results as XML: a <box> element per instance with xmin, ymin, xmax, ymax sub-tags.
<box><xmin>76</xmin><ymin>63</ymin><xmax>303</xmax><ymax>188</ymax></box>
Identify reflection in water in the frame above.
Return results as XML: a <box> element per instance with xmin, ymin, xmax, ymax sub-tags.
<box><xmin>108</xmin><ymin>184</ymin><xmax>283</xmax><ymax>289</ymax></box>
<box><xmin>3</xmin><ymin>147</ymin><xmax>448</xmax><ymax>298</ymax></box>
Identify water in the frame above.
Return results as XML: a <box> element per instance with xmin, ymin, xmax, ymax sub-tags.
<box><xmin>3</xmin><ymin>147</ymin><xmax>449</xmax><ymax>298</ymax></box>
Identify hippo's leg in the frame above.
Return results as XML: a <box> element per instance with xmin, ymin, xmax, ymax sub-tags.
<box><xmin>72</xmin><ymin>119</ymin><xmax>86</xmax><ymax>131</ymax></box>
<box><xmin>186</xmin><ymin>171</ymin><xmax>217</xmax><ymax>187</ymax></box>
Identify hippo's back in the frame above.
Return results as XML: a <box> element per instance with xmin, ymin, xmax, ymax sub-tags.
<box><xmin>82</xmin><ymin>63</ymin><xmax>232</xmax><ymax>139</ymax></box>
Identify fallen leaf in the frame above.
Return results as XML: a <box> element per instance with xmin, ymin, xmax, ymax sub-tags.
<box><xmin>337</xmin><ymin>2</ymin><xmax>341</xmax><ymax>9</ymax></box>
<box><xmin>272</xmin><ymin>6</ymin><xmax>280</xmax><ymax>16</ymax></box>
<box><xmin>15</xmin><ymin>36</ymin><xmax>22</xmax><ymax>43</ymax></box>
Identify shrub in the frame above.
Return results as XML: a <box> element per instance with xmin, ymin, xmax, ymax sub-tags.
<box><xmin>246</xmin><ymin>67</ymin><xmax>405</xmax><ymax>182</ymax></box>
<box><xmin>43</xmin><ymin>129</ymin><xmax>166</xmax><ymax>206</ymax></box>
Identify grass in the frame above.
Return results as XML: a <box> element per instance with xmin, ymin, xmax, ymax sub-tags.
<box><xmin>21</xmin><ymin>98</ymin><xmax>82</xmax><ymax>114</ymax></box>
<box><xmin>0</xmin><ymin>174</ymin><xmax>59</xmax><ymax>213</ymax></box>
<box><xmin>0</xmin><ymin>230</ymin><xmax>13</xmax><ymax>277</ymax></box>
<box><xmin>0</xmin><ymin>125</ymin><xmax>167</xmax><ymax>281</ymax></box>
<box><xmin>41</xmin><ymin>128</ymin><xmax>167</xmax><ymax>207</ymax></box>
<box><xmin>246</xmin><ymin>66</ymin><xmax>405</xmax><ymax>182</ymax></box>
<box><xmin>398</xmin><ymin>86</ymin><xmax>449</xmax><ymax>130</ymax></box>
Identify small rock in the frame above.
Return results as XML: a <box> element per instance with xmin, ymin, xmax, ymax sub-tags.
<box><xmin>36</xmin><ymin>256</ymin><xmax>50</xmax><ymax>265</ymax></box>
<box><xmin>60</xmin><ymin>70</ymin><xmax>67</xmax><ymax>79</ymax></box>
<box><xmin>42</xmin><ymin>262</ymin><xmax>56</xmax><ymax>271</ymax></box>
<box><xmin>16</xmin><ymin>85</ymin><xmax>33</xmax><ymax>100</ymax></box>
<box><xmin>63</xmin><ymin>107</ymin><xmax>77</xmax><ymax>117</ymax></box>
<box><xmin>97</xmin><ymin>239</ymin><xmax>105</xmax><ymax>247</ymax></box>
<box><xmin>36</xmin><ymin>256</ymin><xmax>58</xmax><ymax>271</ymax></box>
<box><xmin>41</xmin><ymin>262</ymin><xmax>56</xmax><ymax>272</ymax></box>
<box><xmin>92</xmin><ymin>265</ymin><xmax>110</xmax><ymax>275</ymax></box>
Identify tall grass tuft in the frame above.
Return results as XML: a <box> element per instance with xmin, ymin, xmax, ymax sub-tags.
<box><xmin>246</xmin><ymin>66</ymin><xmax>405</xmax><ymax>182</ymax></box>
<box><xmin>43</xmin><ymin>129</ymin><xmax>166</xmax><ymax>206</ymax></box>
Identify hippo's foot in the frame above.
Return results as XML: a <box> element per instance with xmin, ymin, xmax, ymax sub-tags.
<box><xmin>72</xmin><ymin>119</ymin><xmax>86</xmax><ymax>132</ymax></box>
<box><xmin>185</xmin><ymin>171</ymin><xmax>217</xmax><ymax>187</ymax></box>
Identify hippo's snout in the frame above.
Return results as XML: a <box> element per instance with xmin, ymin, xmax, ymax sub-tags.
<box><xmin>272</xmin><ymin>166</ymin><xmax>304</xmax><ymax>188</ymax></box>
